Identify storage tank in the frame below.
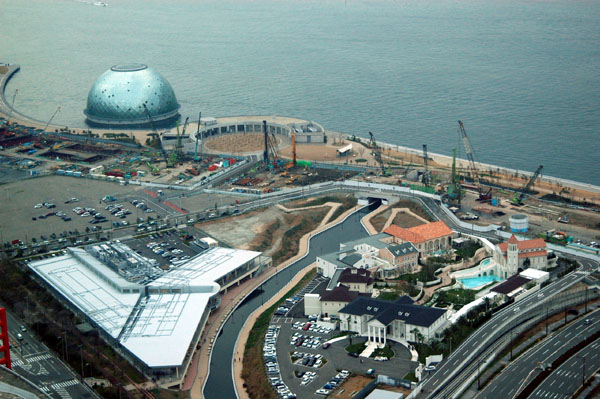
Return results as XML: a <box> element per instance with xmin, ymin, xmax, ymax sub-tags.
<box><xmin>509</xmin><ymin>214</ymin><xmax>529</xmax><ymax>233</ymax></box>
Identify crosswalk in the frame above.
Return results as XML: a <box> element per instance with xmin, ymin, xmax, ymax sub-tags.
<box><xmin>39</xmin><ymin>380</ymin><xmax>79</xmax><ymax>399</ymax></box>
<box><xmin>12</xmin><ymin>353</ymin><xmax>52</xmax><ymax>375</ymax></box>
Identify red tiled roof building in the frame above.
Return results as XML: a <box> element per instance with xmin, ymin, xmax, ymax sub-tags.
<box><xmin>383</xmin><ymin>221</ymin><xmax>453</xmax><ymax>256</ymax></box>
<box><xmin>494</xmin><ymin>234</ymin><xmax>548</xmax><ymax>278</ymax></box>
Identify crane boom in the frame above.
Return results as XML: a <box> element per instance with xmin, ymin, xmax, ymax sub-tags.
<box><xmin>194</xmin><ymin>111</ymin><xmax>201</xmax><ymax>161</ymax></box>
<box><xmin>292</xmin><ymin>129</ymin><xmax>296</xmax><ymax>167</ymax></box>
<box><xmin>263</xmin><ymin>120</ymin><xmax>269</xmax><ymax>164</ymax></box>
<box><xmin>458</xmin><ymin>120</ymin><xmax>481</xmax><ymax>186</ymax></box>
<box><xmin>43</xmin><ymin>106</ymin><xmax>61</xmax><ymax>134</ymax></box>
<box><xmin>513</xmin><ymin>165</ymin><xmax>543</xmax><ymax>205</ymax></box>
<box><xmin>177</xmin><ymin>116</ymin><xmax>189</xmax><ymax>157</ymax></box>
<box><xmin>458</xmin><ymin>120</ymin><xmax>491</xmax><ymax>201</ymax></box>
<box><xmin>422</xmin><ymin>144</ymin><xmax>430</xmax><ymax>187</ymax></box>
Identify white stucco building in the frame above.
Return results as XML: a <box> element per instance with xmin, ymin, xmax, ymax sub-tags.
<box><xmin>339</xmin><ymin>297</ymin><xmax>448</xmax><ymax>344</ymax></box>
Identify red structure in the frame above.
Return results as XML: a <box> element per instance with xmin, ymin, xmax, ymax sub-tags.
<box><xmin>0</xmin><ymin>308</ymin><xmax>11</xmax><ymax>369</ymax></box>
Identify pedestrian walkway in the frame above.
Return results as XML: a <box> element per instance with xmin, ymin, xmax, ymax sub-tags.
<box><xmin>360</xmin><ymin>341</ymin><xmax>381</xmax><ymax>358</ymax></box>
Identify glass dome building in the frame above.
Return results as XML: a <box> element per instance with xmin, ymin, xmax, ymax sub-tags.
<box><xmin>84</xmin><ymin>64</ymin><xmax>180</xmax><ymax>126</ymax></box>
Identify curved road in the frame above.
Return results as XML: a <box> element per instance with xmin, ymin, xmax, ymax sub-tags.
<box><xmin>476</xmin><ymin>309</ymin><xmax>600</xmax><ymax>399</ymax></box>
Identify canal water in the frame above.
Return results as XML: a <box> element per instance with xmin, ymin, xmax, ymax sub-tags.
<box><xmin>203</xmin><ymin>204</ymin><xmax>375</xmax><ymax>399</ymax></box>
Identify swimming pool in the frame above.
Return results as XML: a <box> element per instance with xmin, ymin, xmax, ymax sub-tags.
<box><xmin>458</xmin><ymin>275</ymin><xmax>502</xmax><ymax>289</ymax></box>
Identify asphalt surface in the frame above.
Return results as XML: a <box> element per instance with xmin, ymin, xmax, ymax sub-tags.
<box><xmin>2</xmin><ymin>306</ymin><xmax>96</xmax><ymax>399</ymax></box>
<box><xmin>272</xmin><ymin>317</ymin><xmax>415</xmax><ymax>399</ymax></box>
<box><xmin>528</xmin><ymin>338</ymin><xmax>600</xmax><ymax>399</ymax></box>
<box><xmin>476</xmin><ymin>308</ymin><xmax>600</xmax><ymax>398</ymax></box>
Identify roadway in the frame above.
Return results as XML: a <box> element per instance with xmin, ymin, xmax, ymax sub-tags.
<box><xmin>475</xmin><ymin>309</ymin><xmax>600</xmax><ymax>399</ymax></box>
<box><xmin>2</xmin><ymin>306</ymin><xmax>96</xmax><ymax>399</ymax></box>
<box><xmin>415</xmin><ymin>269</ymin><xmax>590</xmax><ymax>399</ymax></box>
<box><xmin>529</xmin><ymin>337</ymin><xmax>600</xmax><ymax>399</ymax></box>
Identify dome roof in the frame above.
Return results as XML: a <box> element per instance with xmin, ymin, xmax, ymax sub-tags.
<box><xmin>84</xmin><ymin>64</ymin><xmax>180</xmax><ymax>126</ymax></box>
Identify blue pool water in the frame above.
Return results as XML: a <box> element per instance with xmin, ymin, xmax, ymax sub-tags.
<box><xmin>459</xmin><ymin>275</ymin><xmax>501</xmax><ymax>289</ymax></box>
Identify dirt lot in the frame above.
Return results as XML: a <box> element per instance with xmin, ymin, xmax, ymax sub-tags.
<box><xmin>199</xmin><ymin>200</ymin><xmax>332</xmax><ymax>262</ymax></box>
<box><xmin>279</xmin><ymin>140</ymin><xmax>378</xmax><ymax>165</ymax></box>
<box><xmin>330</xmin><ymin>375</ymin><xmax>412</xmax><ymax>399</ymax></box>
<box><xmin>200</xmin><ymin>206</ymin><xmax>285</xmax><ymax>250</ymax></box>
<box><xmin>460</xmin><ymin>191</ymin><xmax>600</xmax><ymax>243</ymax></box>
<box><xmin>205</xmin><ymin>132</ymin><xmax>282</xmax><ymax>154</ymax></box>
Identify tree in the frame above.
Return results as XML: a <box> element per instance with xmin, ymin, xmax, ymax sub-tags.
<box><xmin>411</xmin><ymin>328</ymin><xmax>424</xmax><ymax>344</ymax></box>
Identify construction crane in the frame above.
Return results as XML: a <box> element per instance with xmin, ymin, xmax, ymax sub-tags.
<box><xmin>263</xmin><ymin>120</ymin><xmax>269</xmax><ymax>165</ymax></box>
<box><xmin>42</xmin><ymin>106</ymin><xmax>61</xmax><ymax>134</ymax></box>
<box><xmin>368</xmin><ymin>131</ymin><xmax>376</xmax><ymax>147</ymax></box>
<box><xmin>449</xmin><ymin>148</ymin><xmax>462</xmax><ymax>204</ymax></box>
<box><xmin>146</xmin><ymin>160</ymin><xmax>160</xmax><ymax>176</ymax></box>
<box><xmin>292</xmin><ymin>128</ymin><xmax>296</xmax><ymax>167</ymax></box>
<box><xmin>367</xmin><ymin>131</ymin><xmax>386</xmax><ymax>174</ymax></box>
<box><xmin>268</xmin><ymin>132</ymin><xmax>280</xmax><ymax>167</ymax></box>
<box><xmin>512</xmin><ymin>165</ymin><xmax>543</xmax><ymax>205</ymax></box>
<box><xmin>2</xmin><ymin>89</ymin><xmax>18</xmax><ymax>135</ymax></box>
<box><xmin>422</xmin><ymin>144</ymin><xmax>431</xmax><ymax>187</ymax></box>
<box><xmin>143</xmin><ymin>104</ymin><xmax>164</xmax><ymax>151</ymax></box>
<box><xmin>176</xmin><ymin>116</ymin><xmax>189</xmax><ymax>159</ymax></box>
<box><xmin>194</xmin><ymin>111</ymin><xmax>201</xmax><ymax>161</ymax></box>
<box><xmin>458</xmin><ymin>120</ymin><xmax>492</xmax><ymax>202</ymax></box>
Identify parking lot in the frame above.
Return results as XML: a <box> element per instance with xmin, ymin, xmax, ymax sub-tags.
<box><xmin>0</xmin><ymin>176</ymin><xmax>154</xmax><ymax>246</ymax></box>
<box><xmin>124</xmin><ymin>230</ymin><xmax>202</xmax><ymax>268</ymax></box>
<box><xmin>263</xmin><ymin>275</ymin><xmax>417</xmax><ymax>398</ymax></box>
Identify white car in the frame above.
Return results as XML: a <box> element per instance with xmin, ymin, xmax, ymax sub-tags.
<box><xmin>34</xmin><ymin>204</ymin><xmax>43</xmax><ymax>208</ymax></box>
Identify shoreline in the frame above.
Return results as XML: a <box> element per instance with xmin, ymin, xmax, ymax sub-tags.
<box><xmin>1</xmin><ymin>66</ymin><xmax>599</xmax><ymax>199</ymax></box>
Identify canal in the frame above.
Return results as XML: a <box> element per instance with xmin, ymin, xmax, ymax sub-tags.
<box><xmin>203</xmin><ymin>203</ymin><xmax>377</xmax><ymax>398</ymax></box>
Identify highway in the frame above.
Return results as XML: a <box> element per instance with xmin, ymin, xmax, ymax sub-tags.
<box><xmin>2</xmin><ymin>306</ymin><xmax>96</xmax><ymax>399</ymax></box>
<box><xmin>529</xmin><ymin>337</ymin><xmax>600</xmax><ymax>399</ymax></box>
<box><xmin>415</xmin><ymin>269</ymin><xmax>590</xmax><ymax>399</ymax></box>
<box><xmin>476</xmin><ymin>309</ymin><xmax>600</xmax><ymax>399</ymax></box>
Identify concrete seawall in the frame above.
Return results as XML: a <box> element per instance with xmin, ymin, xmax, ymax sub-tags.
<box><xmin>0</xmin><ymin>64</ymin><xmax>47</xmax><ymax>127</ymax></box>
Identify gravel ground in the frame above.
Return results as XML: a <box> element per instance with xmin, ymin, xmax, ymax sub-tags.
<box><xmin>200</xmin><ymin>206</ymin><xmax>285</xmax><ymax>250</ymax></box>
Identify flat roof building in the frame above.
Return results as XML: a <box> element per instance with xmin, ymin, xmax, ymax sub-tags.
<box><xmin>27</xmin><ymin>243</ymin><xmax>267</xmax><ymax>386</ymax></box>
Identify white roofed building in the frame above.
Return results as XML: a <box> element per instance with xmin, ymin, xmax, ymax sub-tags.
<box><xmin>27</xmin><ymin>242</ymin><xmax>268</xmax><ymax>386</ymax></box>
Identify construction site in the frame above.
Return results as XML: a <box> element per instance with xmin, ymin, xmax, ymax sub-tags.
<box><xmin>2</xmin><ymin>96</ymin><xmax>600</xmax><ymax>245</ymax></box>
